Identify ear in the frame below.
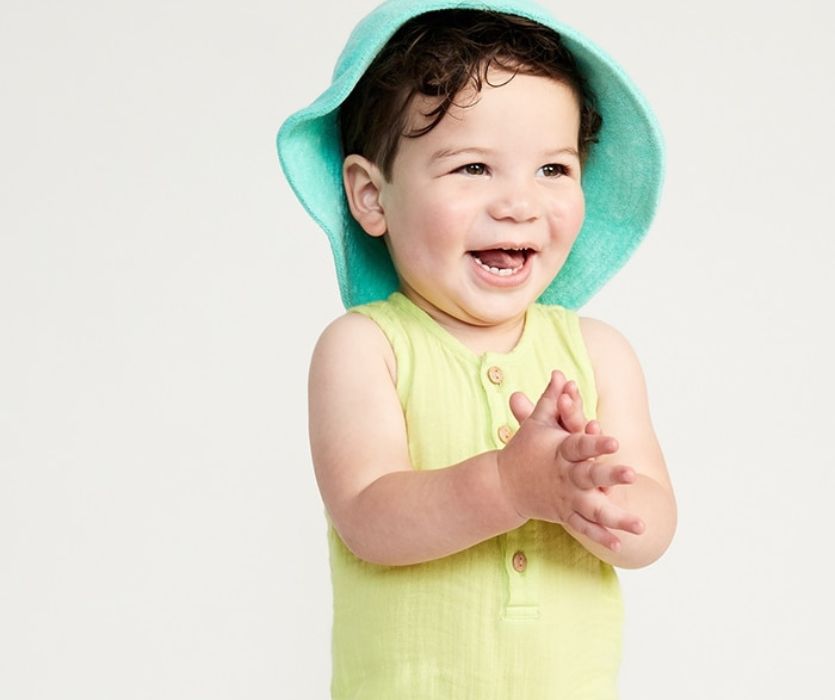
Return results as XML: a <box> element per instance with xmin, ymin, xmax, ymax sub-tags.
<box><xmin>343</xmin><ymin>155</ymin><xmax>388</xmax><ymax>238</ymax></box>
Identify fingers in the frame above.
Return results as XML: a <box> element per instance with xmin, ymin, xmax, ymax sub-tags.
<box><xmin>521</xmin><ymin>370</ymin><xmax>568</xmax><ymax>424</ymax></box>
<box><xmin>559</xmin><ymin>432</ymin><xmax>619</xmax><ymax>463</ymax></box>
<box><xmin>570</xmin><ymin>461</ymin><xmax>636</xmax><ymax>490</ymax></box>
<box><xmin>565</xmin><ymin>512</ymin><xmax>623</xmax><ymax>551</ymax></box>
<box><xmin>511</xmin><ymin>372</ymin><xmax>590</xmax><ymax>431</ymax></box>
<box><xmin>580</xmin><ymin>422</ymin><xmax>609</xmax><ymax>492</ymax></box>
<box><xmin>566</xmin><ymin>497</ymin><xmax>646</xmax><ymax>550</ymax></box>
<box><xmin>557</xmin><ymin>381</ymin><xmax>586</xmax><ymax>433</ymax></box>
<box><xmin>581</xmin><ymin>497</ymin><xmax>645</xmax><ymax>536</ymax></box>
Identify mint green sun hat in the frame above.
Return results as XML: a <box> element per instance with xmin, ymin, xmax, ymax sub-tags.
<box><xmin>277</xmin><ymin>0</ymin><xmax>664</xmax><ymax>310</ymax></box>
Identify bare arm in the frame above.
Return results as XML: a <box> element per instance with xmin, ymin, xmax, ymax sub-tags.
<box><xmin>309</xmin><ymin>313</ymin><xmax>524</xmax><ymax>566</ymax></box>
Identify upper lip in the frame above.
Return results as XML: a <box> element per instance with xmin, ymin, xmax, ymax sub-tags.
<box><xmin>468</xmin><ymin>242</ymin><xmax>540</xmax><ymax>253</ymax></box>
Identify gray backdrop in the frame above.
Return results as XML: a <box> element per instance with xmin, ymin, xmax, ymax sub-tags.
<box><xmin>2</xmin><ymin>0</ymin><xmax>833</xmax><ymax>697</ymax></box>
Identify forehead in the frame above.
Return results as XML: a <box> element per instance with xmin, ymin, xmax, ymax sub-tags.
<box><xmin>400</xmin><ymin>70</ymin><xmax>581</xmax><ymax>157</ymax></box>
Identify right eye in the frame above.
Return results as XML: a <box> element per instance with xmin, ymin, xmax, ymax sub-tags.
<box><xmin>457</xmin><ymin>163</ymin><xmax>488</xmax><ymax>176</ymax></box>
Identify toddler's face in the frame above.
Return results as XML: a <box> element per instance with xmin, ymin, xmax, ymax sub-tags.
<box><xmin>374</xmin><ymin>70</ymin><xmax>585</xmax><ymax>329</ymax></box>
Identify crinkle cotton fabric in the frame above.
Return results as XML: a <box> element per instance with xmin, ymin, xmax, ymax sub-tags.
<box><xmin>277</xmin><ymin>0</ymin><xmax>664</xmax><ymax>309</ymax></box>
<box><xmin>327</xmin><ymin>292</ymin><xmax>623</xmax><ymax>699</ymax></box>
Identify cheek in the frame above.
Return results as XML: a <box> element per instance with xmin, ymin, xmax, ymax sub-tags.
<box><xmin>414</xmin><ymin>200</ymin><xmax>470</xmax><ymax>245</ymax></box>
<box><xmin>546</xmin><ymin>190</ymin><xmax>585</xmax><ymax>238</ymax></box>
<box><xmin>569</xmin><ymin>194</ymin><xmax>585</xmax><ymax>234</ymax></box>
<box><xmin>385</xmin><ymin>183</ymin><xmax>476</xmax><ymax>256</ymax></box>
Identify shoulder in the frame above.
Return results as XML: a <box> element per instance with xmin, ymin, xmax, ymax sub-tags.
<box><xmin>312</xmin><ymin>311</ymin><xmax>396</xmax><ymax>383</ymax></box>
<box><xmin>578</xmin><ymin>316</ymin><xmax>633</xmax><ymax>353</ymax></box>
<box><xmin>578</xmin><ymin>316</ymin><xmax>645</xmax><ymax>394</ymax></box>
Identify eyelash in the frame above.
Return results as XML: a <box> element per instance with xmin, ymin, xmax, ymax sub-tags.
<box><xmin>459</xmin><ymin>163</ymin><xmax>488</xmax><ymax>176</ymax></box>
<box><xmin>455</xmin><ymin>163</ymin><xmax>569</xmax><ymax>177</ymax></box>
<box><xmin>539</xmin><ymin>164</ymin><xmax>568</xmax><ymax>177</ymax></box>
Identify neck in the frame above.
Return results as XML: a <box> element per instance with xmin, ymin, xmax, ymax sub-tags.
<box><xmin>398</xmin><ymin>288</ymin><xmax>528</xmax><ymax>355</ymax></box>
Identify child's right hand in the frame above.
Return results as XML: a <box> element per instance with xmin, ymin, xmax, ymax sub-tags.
<box><xmin>497</xmin><ymin>371</ymin><xmax>644</xmax><ymax>551</ymax></box>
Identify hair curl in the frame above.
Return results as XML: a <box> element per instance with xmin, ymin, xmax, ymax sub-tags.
<box><xmin>339</xmin><ymin>9</ymin><xmax>603</xmax><ymax>180</ymax></box>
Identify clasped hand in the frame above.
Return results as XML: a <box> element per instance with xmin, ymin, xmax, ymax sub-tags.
<box><xmin>497</xmin><ymin>370</ymin><xmax>645</xmax><ymax>551</ymax></box>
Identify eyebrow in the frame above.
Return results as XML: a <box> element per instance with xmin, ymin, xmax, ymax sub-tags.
<box><xmin>544</xmin><ymin>147</ymin><xmax>581</xmax><ymax>159</ymax></box>
<box><xmin>430</xmin><ymin>146</ymin><xmax>580</xmax><ymax>161</ymax></box>
<box><xmin>429</xmin><ymin>147</ymin><xmax>493</xmax><ymax>162</ymax></box>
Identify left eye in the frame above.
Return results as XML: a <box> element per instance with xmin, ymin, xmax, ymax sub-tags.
<box><xmin>458</xmin><ymin>163</ymin><xmax>487</xmax><ymax>176</ymax></box>
<box><xmin>539</xmin><ymin>164</ymin><xmax>567</xmax><ymax>177</ymax></box>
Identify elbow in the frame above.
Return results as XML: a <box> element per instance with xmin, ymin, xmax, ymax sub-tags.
<box><xmin>615</xmin><ymin>539</ymin><xmax>673</xmax><ymax>569</ymax></box>
<box><xmin>328</xmin><ymin>506</ymin><xmax>412</xmax><ymax>567</ymax></box>
<box><xmin>617</xmin><ymin>507</ymin><xmax>677</xmax><ymax>570</ymax></box>
<box><xmin>338</xmin><ymin>529</ymin><xmax>415</xmax><ymax>567</ymax></box>
<box><xmin>336</xmin><ymin>525</ymin><xmax>390</xmax><ymax>566</ymax></box>
<box><xmin>327</xmin><ymin>507</ymin><xmax>376</xmax><ymax>564</ymax></box>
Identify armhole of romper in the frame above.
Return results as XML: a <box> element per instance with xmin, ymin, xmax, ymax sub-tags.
<box><xmin>552</xmin><ymin>305</ymin><xmax>600</xmax><ymax>421</ymax></box>
<box><xmin>348</xmin><ymin>302</ymin><xmax>411</xmax><ymax>406</ymax></box>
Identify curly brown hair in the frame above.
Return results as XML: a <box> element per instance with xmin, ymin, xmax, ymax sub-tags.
<box><xmin>339</xmin><ymin>9</ymin><xmax>603</xmax><ymax>180</ymax></box>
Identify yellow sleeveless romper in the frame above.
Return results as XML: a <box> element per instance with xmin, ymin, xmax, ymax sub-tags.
<box><xmin>328</xmin><ymin>292</ymin><xmax>623</xmax><ymax>699</ymax></box>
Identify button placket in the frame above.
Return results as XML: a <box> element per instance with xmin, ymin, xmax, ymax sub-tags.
<box><xmin>503</xmin><ymin>528</ymin><xmax>539</xmax><ymax>619</ymax></box>
<box><xmin>480</xmin><ymin>358</ymin><xmax>516</xmax><ymax>450</ymax></box>
<box><xmin>480</xmin><ymin>357</ymin><xmax>538</xmax><ymax>618</ymax></box>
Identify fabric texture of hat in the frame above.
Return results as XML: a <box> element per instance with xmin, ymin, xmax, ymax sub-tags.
<box><xmin>277</xmin><ymin>0</ymin><xmax>664</xmax><ymax>310</ymax></box>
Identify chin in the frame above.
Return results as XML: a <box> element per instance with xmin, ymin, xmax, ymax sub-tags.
<box><xmin>461</xmin><ymin>296</ymin><xmax>535</xmax><ymax>326</ymax></box>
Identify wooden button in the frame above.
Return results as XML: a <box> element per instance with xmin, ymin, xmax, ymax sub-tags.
<box><xmin>497</xmin><ymin>425</ymin><xmax>514</xmax><ymax>444</ymax></box>
<box><xmin>487</xmin><ymin>366</ymin><xmax>504</xmax><ymax>385</ymax></box>
<box><xmin>512</xmin><ymin>551</ymin><xmax>528</xmax><ymax>573</ymax></box>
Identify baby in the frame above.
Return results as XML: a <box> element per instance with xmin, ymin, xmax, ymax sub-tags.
<box><xmin>278</xmin><ymin>1</ymin><xmax>677</xmax><ymax>697</ymax></box>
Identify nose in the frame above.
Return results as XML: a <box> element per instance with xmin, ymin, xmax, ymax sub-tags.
<box><xmin>487</xmin><ymin>178</ymin><xmax>540</xmax><ymax>223</ymax></box>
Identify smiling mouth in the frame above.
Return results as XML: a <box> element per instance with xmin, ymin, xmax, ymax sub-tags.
<box><xmin>469</xmin><ymin>247</ymin><xmax>533</xmax><ymax>277</ymax></box>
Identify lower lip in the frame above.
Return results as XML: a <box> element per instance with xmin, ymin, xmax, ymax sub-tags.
<box><xmin>468</xmin><ymin>253</ymin><xmax>534</xmax><ymax>288</ymax></box>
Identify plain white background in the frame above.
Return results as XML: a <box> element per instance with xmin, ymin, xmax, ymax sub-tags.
<box><xmin>2</xmin><ymin>0</ymin><xmax>833</xmax><ymax>697</ymax></box>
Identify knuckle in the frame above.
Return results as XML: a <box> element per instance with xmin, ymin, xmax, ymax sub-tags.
<box><xmin>569</xmin><ymin>463</ymin><xmax>586</xmax><ymax>489</ymax></box>
<box><xmin>558</xmin><ymin>436</ymin><xmax>576</xmax><ymax>462</ymax></box>
<box><xmin>567</xmin><ymin>512</ymin><xmax>587</xmax><ymax>535</ymax></box>
<box><xmin>582</xmin><ymin>461</ymin><xmax>597</xmax><ymax>488</ymax></box>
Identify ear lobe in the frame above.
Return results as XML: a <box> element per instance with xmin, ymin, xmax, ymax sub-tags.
<box><xmin>343</xmin><ymin>155</ymin><xmax>387</xmax><ymax>237</ymax></box>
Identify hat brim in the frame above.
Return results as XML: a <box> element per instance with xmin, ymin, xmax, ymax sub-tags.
<box><xmin>277</xmin><ymin>0</ymin><xmax>664</xmax><ymax>309</ymax></box>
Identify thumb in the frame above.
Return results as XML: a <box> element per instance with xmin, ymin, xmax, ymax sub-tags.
<box><xmin>509</xmin><ymin>391</ymin><xmax>535</xmax><ymax>424</ymax></box>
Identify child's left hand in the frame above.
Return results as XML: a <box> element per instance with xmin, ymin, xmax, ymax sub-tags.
<box><xmin>555</xmin><ymin>377</ymin><xmax>599</xmax><ymax>432</ymax></box>
<box><xmin>510</xmin><ymin>371</ymin><xmax>623</xmax><ymax>533</ymax></box>
<box><xmin>512</xmin><ymin>372</ymin><xmax>598</xmax><ymax>436</ymax></box>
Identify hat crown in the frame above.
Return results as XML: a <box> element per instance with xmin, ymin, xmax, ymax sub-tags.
<box><xmin>277</xmin><ymin>0</ymin><xmax>664</xmax><ymax>310</ymax></box>
<box><xmin>333</xmin><ymin>0</ymin><xmax>553</xmax><ymax>81</ymax></box>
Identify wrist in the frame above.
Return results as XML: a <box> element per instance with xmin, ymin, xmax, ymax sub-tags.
<box><xmin>493</xmin><ymin>449</ymin><xmax>529</xmax><ymax>527</ymax></box>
